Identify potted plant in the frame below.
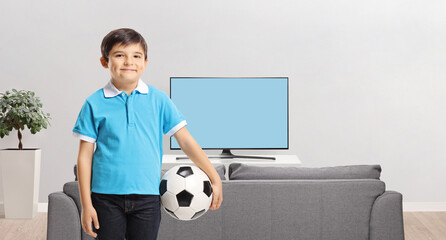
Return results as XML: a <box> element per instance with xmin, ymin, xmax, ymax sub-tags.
<box><xmin>0</xmin><ymin>89</ymin><xmax>51</xmax><ymax>219</ymax></box>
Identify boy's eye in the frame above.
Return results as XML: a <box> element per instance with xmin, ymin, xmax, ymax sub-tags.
<box><xmin>116</xmin><ymin>54</ymin><xmax>124</xmax><ymax>57</ymax></box>
<box><xmin>134</xmin><ymin>55</ymin><xmax>141</xmax><ymax>58</ymax></box>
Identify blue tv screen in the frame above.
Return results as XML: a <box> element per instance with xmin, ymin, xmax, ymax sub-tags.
<box><xmin>170</xmin><ymin>77</ymin><xmax>288</xmax><ymax>150</ymax></box>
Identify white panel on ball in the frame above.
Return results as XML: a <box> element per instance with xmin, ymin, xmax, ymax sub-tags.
<box><xmin>160</xmin><ymin>191</ymin><xmax>179</xmax><ymax>212</ymax></box>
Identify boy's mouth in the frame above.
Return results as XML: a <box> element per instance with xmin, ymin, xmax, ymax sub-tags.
<box><xmin>121</xmin><ymin>68</ymin><xmax>136</xmax><ymax>71</ymax></box>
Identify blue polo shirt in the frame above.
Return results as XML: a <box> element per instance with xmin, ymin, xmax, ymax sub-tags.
<box><xmin>72</xmin><ymin>79</ymin><xmax>187</xmax><ymax>195</ymax></box>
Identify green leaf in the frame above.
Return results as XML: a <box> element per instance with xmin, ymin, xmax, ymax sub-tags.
<box><xmin>0</xmin><ymin>88</ymin><xmax>51</xmax><ymax>142</ymax></box>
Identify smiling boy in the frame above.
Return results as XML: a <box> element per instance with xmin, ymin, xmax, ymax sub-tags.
<box><xmin>73</xmin><ymin>28</ymin><xmax>222</xmax><ymax>240</ymax></box>
<box><xmin>99</xmin><ymin>43</ymin><xmax>145</xmax><ymax>95</ymax></box>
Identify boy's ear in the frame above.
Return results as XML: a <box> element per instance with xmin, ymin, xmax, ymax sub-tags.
<box><xmin>144</xmin><ymin>58</ymin><xmax>148</xmax><ymax>67</ymax></box>
<box><xmin>100</xmin><ymin>57</ymin><xmax>109</xmax><ymax>68</ymax></box>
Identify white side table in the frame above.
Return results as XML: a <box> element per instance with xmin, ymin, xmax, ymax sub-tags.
<box><xmin>162</xmin><ymin>154</ymin><xmax>301</xmax><ymax>180</ymax></box>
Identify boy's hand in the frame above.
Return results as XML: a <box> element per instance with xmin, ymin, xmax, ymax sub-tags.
<box><xmin>81</xmin><ymin>205</ymin><xmax>100</xmax><ymax>238</ymax></box>
<box><xmin>209</xmin><ymin>180</ymin><xmax>223</xmax><ymax>210</ymax></box>
<box><xmin>172</xmin><ymin>127</ymin><xmax>223</xmax><ymax>210</ymax></box>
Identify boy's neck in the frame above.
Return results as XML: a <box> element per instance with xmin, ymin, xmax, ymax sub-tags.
<box><xmin>112</xmin><ymin>79</ymin><xmax>138</xmax><ymax>96</ymax></box>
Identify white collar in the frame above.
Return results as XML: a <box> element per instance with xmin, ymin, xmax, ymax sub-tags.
<box><xmin>103</xmin><ymin>79</ymin><xmax>149</xmax><ymax>98</ymax></box>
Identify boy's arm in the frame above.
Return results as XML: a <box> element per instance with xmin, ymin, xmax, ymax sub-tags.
<box><xmin>173</xmin><ymin>127</ymin><xmax>223</xmax><ymax>210</ymax></box>
<box><xmin>77</xmin><ymin>140</ymin><xmax>95</xmax><ymax>207</ymax></box>
<box><xmin>77</xmin><ymin>140</ymin><xmax>100</xmax><ymax>238</ymax></box>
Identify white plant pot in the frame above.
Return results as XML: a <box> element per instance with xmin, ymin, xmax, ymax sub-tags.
<box><xmin>0</xmin><ymin>148</ymin><xmax>41</xmax><ymax>219</ymax></box>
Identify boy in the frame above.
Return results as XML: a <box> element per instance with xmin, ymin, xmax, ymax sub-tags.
<box><xmin>73</xmin><ymin>28</ymin><xmax>222</xmax><ymax>240</ymax></box>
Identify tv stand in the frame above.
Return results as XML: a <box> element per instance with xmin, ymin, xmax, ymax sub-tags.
<box><xmin>176</xmin><ymin>149</ymin><xmax>276</xmax><ymax>160</ymax></box>
<box><xmin>164</xmin><ymin>154</ymin><xmax>301</xmax><ymax>180</ymax></box>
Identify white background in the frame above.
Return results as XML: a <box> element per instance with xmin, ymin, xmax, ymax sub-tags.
<box><xmin>0</xmin><ymin>0</ymin><xmax>445</xmax><ymax>206</ymax></box>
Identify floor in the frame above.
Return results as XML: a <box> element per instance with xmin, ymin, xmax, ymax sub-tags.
<box><xmin>0</xmin><ymin>212</ymin><xmax>47</xmax><ymax>240</ymax></box>
<box><xmin>0</xmin><ymin>211</ymin><xmax>445</xmax><ymax>240</ymax></box>
<box><xmin>404</xmin><ymin>212</ymin><xmax>446</xmax><ymax>240</ymax></box>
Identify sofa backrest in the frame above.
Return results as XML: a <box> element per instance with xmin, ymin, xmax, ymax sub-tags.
<box><xmin>63</xmin><ymin>181</ymin><xmax>83</xmax><ymax>219</ymax></box>
<box><xmin>74</xmin><ymin>164</ymin><xmax>227</xmax><ymax>181</ymax></box>
<box><xmin>228</xmin><ymin>163</ymin><xmax>382</xmax><ymax>180</ymax></box>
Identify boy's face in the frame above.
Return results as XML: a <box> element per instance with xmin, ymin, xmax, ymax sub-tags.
<box><xmin>100</xmin><ymin>43</ymin><xmax>148</xmax><ymax>84</ymax></box>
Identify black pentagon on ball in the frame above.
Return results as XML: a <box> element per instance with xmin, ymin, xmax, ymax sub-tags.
<box><xmin>177</xmin><ymin>190</ymin><xmax>194</xmax><ymax>207</ymax></box>
<box><xmin>177</xmin><ymin>166</ymin><xmax>194</xmax><ymax>178</ymax></box>
<box><xmin>203</xmin><ymin>180</ymin><xmax>213</xmax><ymax>197</ymax></box>
<box><xmin>191</xmin><ymin>209</ymin><xmax>206</xmax><ymax>220</ymax></box>
<box><xmin>159</xmin><ymin>179</ymin><xmax>167</xmax><ymax>195</ymax></box>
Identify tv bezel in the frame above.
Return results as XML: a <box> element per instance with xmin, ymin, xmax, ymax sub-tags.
<box><xmin>169</xmin><ymin>77</ymin><xmax>289</xmax><ymax>151</ymax></box>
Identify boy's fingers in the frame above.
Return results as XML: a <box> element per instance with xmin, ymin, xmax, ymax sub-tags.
<box><xmin>93</xmin><ymin>214</ymin><xmax>100</xmax><ymax>229</ymax></box>
<box><xmin>209</xmin><ymin>197</ymin><xmax>215</xmax><ymax>210</ymax></box>
<box><xmin>210</xmin><ymin>193</ymin><xmax>221</xmax><ymax>210</ymax></box>
<box><xmin>213</xmin><ymin>195</ymin><xmax>218</xmax><ymax>205</ymax></box>
<box><xmin>213</xmin><ymin>196</ymin><xmax>218</xmax><ymax>205</ymax></box>
<box><xmin>217</xmin><ymin>195</ymin><xmax>222</xmax><ymax>208</ymax></box>
<box><xmin>89</xmin><ymin>221</ymin><xmax>98</xmax><ymax>238</ymax></box>
<box><xmin>83</xmin><ymin>217</ymin><xmax>98</xmax><ymax>238</ymax></box>
<box><xmin>86</xmin><ymin>221</ymin><xmax>93</xmax><ymax>235</ymax></box>
<box><xmin>91</xmin><ymin>215</ymin><xmax>99</xmax><ymax>237</ymax></box>
<box><xmin>218</xmin><ymin>194</ymin><xmax>223</xmax><ymax>206</ymax></box>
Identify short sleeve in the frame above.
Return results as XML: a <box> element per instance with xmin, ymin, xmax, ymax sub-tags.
<box><xmin>162</xmin><ymin>93</ymin><xmax>187</xmax><ymax>136</ymax></box>
<box><xmin>72</xmin><ymin>100</ymin><xmax>98</xmax><ymax>142</ymax></box>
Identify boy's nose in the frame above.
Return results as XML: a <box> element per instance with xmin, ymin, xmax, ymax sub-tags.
<box><xmin>124</xmin><ymin>56</ymin><xmax>133</xmax><ymax>65</ymax></box>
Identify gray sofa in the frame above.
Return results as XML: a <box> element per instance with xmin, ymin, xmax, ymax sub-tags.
<box><xmin>47</xmin><ymin>163</ymin><xmax>404</xmax><ymax>240</ymax></box>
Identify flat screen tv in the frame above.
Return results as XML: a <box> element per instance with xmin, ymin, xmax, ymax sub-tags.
<box><xmin>170</xmin><ymin>77</ymin><xmax>288</xmax><ymax>160</ymax></box>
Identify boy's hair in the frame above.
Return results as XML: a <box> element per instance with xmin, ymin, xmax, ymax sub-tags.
<box><xmin>101</xmin><ymin>28</ymin><xmax>148</xmax><ymax>62</ymax></box>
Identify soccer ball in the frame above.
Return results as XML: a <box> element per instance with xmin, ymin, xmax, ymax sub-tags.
<box><xmin>159</xmin><ymin>165</ymin><xmax>213</xmax><ymax>221</ymax></box>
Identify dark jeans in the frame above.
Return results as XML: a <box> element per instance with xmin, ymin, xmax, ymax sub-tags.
<box><xmin>91</xmin><ymin>192</ymin><xmax>161</xmax><ymax>240</ymax></box>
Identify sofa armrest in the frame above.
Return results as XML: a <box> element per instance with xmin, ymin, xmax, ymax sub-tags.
<box><xmin>370</xmin><ymin>191</ymin><xmax>405</xmax><ymax>240</ymax></box>
<box><xmin>47</xmin><ymin>191</ymin><xmax>82</xmax><ymax>240</ymax></box>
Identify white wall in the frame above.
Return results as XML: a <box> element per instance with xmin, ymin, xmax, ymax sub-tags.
<box><xmin>1</xmin><ymin>0</ymin><xmax>446</xmax><ymax>205</ymax></box>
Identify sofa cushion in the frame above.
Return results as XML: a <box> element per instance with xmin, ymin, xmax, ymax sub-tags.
<box><xmin>228</xmin><ymin>163</ymin><xmax>381</xmax><ymax>180</ymax></box>
<box><xmin>219</xmin><ymin>179</ymin><xmax>386</xmax><ymax>240</ymax></box>
<box><xmin>161</xmin><ymin>164</ymin><xmax>226</xmax><ymax>180</ymax></box>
